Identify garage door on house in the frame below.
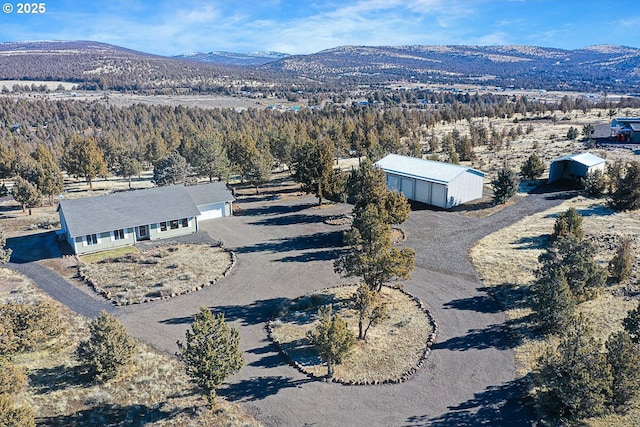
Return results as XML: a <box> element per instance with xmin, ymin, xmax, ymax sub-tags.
<box><xmin>196</xmin><ymin>202</ymin><xmax>225</xmax><ymax>221</ymax></box>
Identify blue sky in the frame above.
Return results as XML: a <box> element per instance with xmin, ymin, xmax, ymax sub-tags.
<box><xmin>1</xmin><ymin>0</ymin><xmax>639</xmax><ymax>55</ymax></box>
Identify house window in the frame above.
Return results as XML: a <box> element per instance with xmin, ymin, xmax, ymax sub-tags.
<box><xmin>113</xmin><ymin>229</ymin><xmax>125</xmax><ymax>240</ymax></box>
<box><xmin>170</xmin><ymin>220</ymin><xmax>179</xmax><ymax>230</ymax></box>
<box><xmin>138</xmin><ymin>226</ymin><xmax>148</xmax><ymax>238</ymax></box>
<box><xmin>86</xmin><ymin>234</ymin><xmax>98</xmax><ymax>245</ymax></box>
<box><xmin>181</xmin><ymin>218</ymin><xmax>189</xmax><ymax>228</ymax></box>
<box><xmin>160</xmin><ymin>222</ymin><xmax>167</xmax><ymax>232</ymax></box>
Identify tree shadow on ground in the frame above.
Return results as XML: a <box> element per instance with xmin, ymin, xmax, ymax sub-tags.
<box><xmin>238</xmin><ymin>202</ymin><xmax>315</xmax><ymax>217</ymax></box>
<box><xmin>6</xmin><ymin>231</ymin><xmax>62</xmax><ymax>263</ymax></box>
<box><xmin>250</xmin><ymin>213</ymin><xmax>330</xmax><ymax>226</ymax></box>
<box><xmin>29</xmin><ymin>364</ymin><xmax>90</xmax><ymax>394</ymax></box>
<box><xmin>218</xmin><ymin>376</ymin><xmax>311</xmax><ymax>402</ymax></box>
<box><xmin>443</xmin><ymin>293</ymin><xmax>502</xmax><ymax>314</ymax></box>
<box><xmin>234</xmin><ymin>231</ymin><xmax>344</xmax><ymax>255</ymax></box>
<box><xmin>404</xmin><ymin>375</ymin><xmax>536</xmax><ymax>426</ymax></box>
<box><xmin>247</xmin><ymin>342</ymin><xmax>288</xmax><ymax>369</ymax></box>
<box><xmin>514</xmin><ymin>235</ymin><xmax>550</xmax><ymax>250</ymax></box>
<box><xmin>277</xmin><ymin>248</ymin><xmax>346</xmax><ymax>263</ymax></box>
<box><xmin>37</xmin><ymin>403</ymin><xmax>174</xmax><ymax>427</ymax></box>
<box><xmin>431</xmin><ymin>315</ymin><xmax>533</xmax><ymax>351</ymax></box>
<box><xmin>159</xmin><ymin>297</ymin><xmax>291</xmax><ymax>327</ymax></box>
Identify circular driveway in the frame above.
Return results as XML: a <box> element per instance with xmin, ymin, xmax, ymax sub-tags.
<box><xmin>111</xmin><ymin>191</ymin><xmax>567</xmax><ymax>427</ymax></box>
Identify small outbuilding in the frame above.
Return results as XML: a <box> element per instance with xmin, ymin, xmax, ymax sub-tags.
<box><xmin>547</xmin><ymin>152</ymin><xmax>606</xmax><ymax>184</ymax></box>
<box><xmin>375</xmin><ymin>154</ymin><xmax>485</xmax><ymax>209</ymax></box>
<box><xmin>610</xmin><ymin>117</ymin><xmax>640</xmax><ymax>143</ymax></box>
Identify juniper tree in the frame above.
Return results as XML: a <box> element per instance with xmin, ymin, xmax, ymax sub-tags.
<box><xmin>583</xmin><ymin>169</ymin><xmax>606</xmax><ymax>198</ymax></box>
<box><xmin>530</xmin><ymin>268</ymin><xmax>575</xmax><ymax>333</ymax></box>
<box><xmin>606</xmin><ymin>330</ymin><xmax>640</xmax><ymax>408</ymax></box>
<box><xmin>609</xmin><ymin>161</ymin><xmax>640</xmax><ymax>211</ymax></box>
<box><xmin>551</xmin><ymin>207</ymin><xmax>584</xmax><ymax>242</ymax></box>
<box><xmin>153</xmin><ymin>151</ymin><xmax>190</xmax><ymax>186</ymax></box>
<box><xmin>176</xmin><ymin>308</ymin><xmax>244</xmax><ymax>408</ymax></box>
<box><xmin>520</xmin><ymin>152</ymin><xmax>545</xmax><ymax>180</ymax></box>
<box><xmin>491</xmin><ymin>167</ymin><xmax>519</xmax><ymax>205</ymax></box>
<box><xmin>609</xmin><ymin>237</ymin><xmax>634</xmax><ymax>284</ymax></box>
<box><xmin>622</xmin><ymin>302</ymin><xmax>640</xmax><ymax>344</ymax></box>
<box><xmin>306</xmin><ymin>305</ymin><xmax>355</xmax><ymax>379</ymax></box>
<box><xmin>351</xmin><ymin>284</ymin><xmax>389</xmax><ymax>341</ymax></box>
<box><xmin>535</xmin><ymin>315</ymin><xmax>613</xmax><ymax>421</ymax></box>
<box><xmin>11</xmin><ymin>177</ymin><xmax>41</xmax><ymax>215</ymax></box>
<box><xmin>76</xmin><ymin>311</ymin><xmax>137</xmax><ymax>382</ymax></box>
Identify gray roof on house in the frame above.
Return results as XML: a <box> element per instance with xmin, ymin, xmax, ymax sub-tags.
<box><xmin>184</xmin><ymin>182</ymin><xmax>235</xmax><ymax>206</ymax></box>
<box><xmin>58</xmin><ymin>183</ymin><xmax>232</xmax><ymax>238</ymax></box>
<box><xmin>551</xmin><ymin>152</ymin><xmax>606</xmax><ymax>168</ymax></box>
<box><xmin>375</xmin><ymin>154</ymin><xmax>485</xmax><ymax>185</ymax></box>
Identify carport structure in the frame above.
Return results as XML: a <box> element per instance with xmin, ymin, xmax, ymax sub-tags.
<box><xmin>547</xmin><ymin>152</ymin><xmax>606</xmax><ymax>184</ymax></box>
<box><xmin>375</xmin><ymin>154</ymin><xmax>485</xmax><ymax>208</ymax></box>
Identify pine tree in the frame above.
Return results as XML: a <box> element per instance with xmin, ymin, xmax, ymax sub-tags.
<box><xmin>176</xmin><ymin>308</ymin><xmax>244</xmax><ymax>408</ymax></box>
<box><xmin>306</xmin><ymin>305</ymin><xmax>356</xmax><ymax>379</ymax></box>
<box><xmin>76</xmin><ymin>311</ymin><xmax>137</xmax><ymax>382</ymax></box>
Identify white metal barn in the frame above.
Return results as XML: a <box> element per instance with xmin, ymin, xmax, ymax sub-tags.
<box><xmin>547</xmin><ymin>152</ymin><xmax>606</xmax><ymax>184</ymax></box>
<box><xmin>375</xmin><ymin>154</ymin><xmax>485</xmax><ymax>209</ymax></box>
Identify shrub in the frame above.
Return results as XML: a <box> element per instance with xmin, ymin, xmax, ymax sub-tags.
<box><xmin>0</xmin><ymin>301</ymin><xmax>62</xmax><ymax>354</ymax></box>
<box><xmin>606</xmin><ymin>330</ymin><xmax>640</xmax><ymax>408</ymax></box>
<box><xmin>583</xmin><ymin>169</ymin><xmax>606</xmax><ymax>198</ymax></box>
<box><xmin>551</xmin><ymin>207</ymin><xmax>583</xmax><ymax>242</ymax></box>
<box><xmin>76</xmin><ymin>311</ymin><xmax>137</xmax><ymax>382</ymax></box>
<box><xmin>0</xmin><ymin>394</ymin><xmax>35</xmax><ymax>427</ymax></box>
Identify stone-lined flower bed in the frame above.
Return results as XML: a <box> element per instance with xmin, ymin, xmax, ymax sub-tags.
<box><xmin>78</xmin><ymin>244</ymin><xmax>236</xmax><ymax>305</ymax></box>
<box><xmin>267</xmin><ymin>284</ymin><xmax>437</xmax><ymax>385</ymax></box>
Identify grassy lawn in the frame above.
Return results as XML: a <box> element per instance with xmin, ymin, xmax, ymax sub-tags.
<box><xmin>0</xmin><ymin>268</ymin><xmax>260</xmax><ymax>427</ymax></box>
<box><xmin>269</xmin><ymin>285</ymin><xmax>435</xmax><ymax>384</ymax></box>
<box><xmin>79</xmin><ymin>246</ymin><xmax>139</xmax><ymax>264</ymax></box>
<box><xmin>79</xmin><ymin>244</ymin><xmax>233</xmax><ymax>305</ymax></box>
<box><xmin>470</xmin><ymin>196</ymin><xmax>640</xmax><ymax>425</ymax></box>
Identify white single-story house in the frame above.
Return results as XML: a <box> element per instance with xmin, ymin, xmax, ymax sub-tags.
<box><xmin>548</xmin><ymin>152</ymin><xmax>606</xmax><ymax>184</ymax></box>
<box><xmin>375</xmin><ymin>154</ymin><xmax>485</xmax><ymax>209</ymax></box>
<box><xmin>57</xmin><ymin>182</ymin><xmax>234</xmax><ymax>255</ymax></box>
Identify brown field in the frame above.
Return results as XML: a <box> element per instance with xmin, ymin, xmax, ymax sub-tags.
<box><xmin>269</xmin><ymin>285</ymin><xmax>435</xmax><ymax>383</ymax></box>
<box><xmin>0</xmin><ymin>268</ymin><xmax>260</xmax><ymax>427</ymax></box>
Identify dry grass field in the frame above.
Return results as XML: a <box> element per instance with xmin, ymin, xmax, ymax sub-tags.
<box><xmin>269</xmin><ymin>285</ymin><xmax>434</xmax><ymax>383</ymax></box>
<box><xmin>0</xmin><ymin>267</ymin><xmax>260</xmax><ymax>427</ymax></box>
<box><xmin>78</xmin><ymin>244</ymin><xmax>233</xmax><ymax>305</ymax></box>
<box><xmin>470</xmin><ymin>196</ymin><xmax>640</xmax><ymax>425</ymax></box>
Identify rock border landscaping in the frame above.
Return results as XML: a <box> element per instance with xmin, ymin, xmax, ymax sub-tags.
<box><xmin>77</xmin><ymin>244</ymin><xmax>237</xmax><ymax>305</ymax></box>
<box><xmin>266</xmin><ymin>284</ymin><xmax>438</xmax><ymax>385</ymax></box>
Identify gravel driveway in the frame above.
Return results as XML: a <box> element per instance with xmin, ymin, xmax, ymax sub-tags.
<box><xmin>12</xmin><ymin>188</ymin><xmax>569</xmax><ymax>426</ymax></box>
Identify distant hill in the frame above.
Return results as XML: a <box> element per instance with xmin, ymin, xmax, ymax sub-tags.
<box><xmin>173</xmin><ymin>51</ymin><xmax>289</xmax><ymax>66</ymax></box>
<box><xmin>261</xmin><ymin>44</ymin><xmax>640</xmax><ymax>92</ymax></box>
<box><xmin>2</xmin><ymin>40</ymin><xmax>640</xmax><ymax>93</ymax></box>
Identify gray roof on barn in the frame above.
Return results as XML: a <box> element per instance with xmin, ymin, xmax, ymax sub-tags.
<box><xmin>550</xmin><ymin>152</ymin><xmax>606</xmax><ymax>168</ymax></box>
<box><xmin>375</xmin><ymin>154</ymin><xmax>484</xmax><ymax>185</ymax></box>
<box><xmin>58</xmin><ymin>183</ymin><xmax>232</xmax><ymax>238</ymax></box>
<box><xmin>184</xmin><ymin>182</ymin><xmax>234</xmax><ymax>206</ymax></box>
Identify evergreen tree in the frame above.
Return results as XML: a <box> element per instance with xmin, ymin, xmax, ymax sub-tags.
<box><xmin>292</xmin><ymin>138</ymin><xmax>338</xmax><ymax>206</ymax></box>
<box><xmin>566</xmin><ymin>126</ymin><xmax>579</xmax><ymax>140</ymax></box>
<box><xmin>609</xmin><ymin>161</ymin><xmax>640</xmax><ymax>211</ymax></box>
<box><xmin>0</xmin><ymin>231</ymin><xmax>11</xmax><ymax>264</ymax></box>
<box><xmin>609</xmin><ymin>237</ymin><xmax>634</xmax><ymax>284</ymax></box>
<box><xmin>606</xmin><ymin>330</ymin><xmax>640</xmax><ymax>408</ymax></box>
<box><xmin>247</xmin><ymin>141</ymin><xmax>274</xmax><ymax>194</ymax></box>
<box><xmin>11</xmin><ymin>177</ymin><xmax>41</xmax><ymax>215</ymax></box>
<box><xmin>583</xmin><ymin>169</ymin><xmax>606</xmax><ymax>198</ymax></box>
<box><xmin>622</xmin><ymin>302</ymin><xmax>640</xmax><ymax>344</ymax></box>
<box><xmin>536</xmin><ymin>315</ymin><xmax>613</xmax><ymax>421</ymax></box>
<box><xmin>176</xmin><ymin>308</ymin><xmax>244</xmax><ymax>408</ymax></box>
<box><xmin>306</xmin><ymin>305</ymin><xmax>356</xmax><ymax>379</ymax></box>
<box><xmin>153</xmin><ymin>151</ymin><xmax>190</xmax><ymax>186</ymax></box>
<box><xmin>187</xmin><ymin>132</ymin><xmax>230</xmax><ymax>183</ymax></box>
<box><xmin>0</xmin><ymin>301</ymin><xmax>61</xmax><ymax>354</ymax></box>
<box><xmin>530</xmin><ymin>268</ymin><xmax>575</xmax><ymax>333</ymax></box>
<box><xmin>551</xmin><ymin>207</ymin><xmax>584</xmax><ymax>241</ymax></box>
<box><xmin>334</xmin><ymin>204</ymin><xmax>415</xmax><ymax>292</ymax></box>
<box><xmin>351</xmin><ymin>284</ymin><xmax>389</xmax><ymax>341</ymax></box>
<box><xmin>116</xmin><ymin>156</ymin><xmax>143</xmax><ymax>189</ymax></box>
<box><xmin>491</xmin><ymin>167</ymin><xmax>519</xmax><ymax>205</ymax></box>
<box><xmin>62</xmin><ymin>135</ymin><xmax>108</xmax><ymax>189</ymax></box>
<box><xmin>76</xmin><ymin>311</ymin><xmax>137</xmax><ymax>382</ymax></box>
<box><xmin>520</xmin><ymin>152</ymin><xmax>545</xmax><ymax>180</ymax></box>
